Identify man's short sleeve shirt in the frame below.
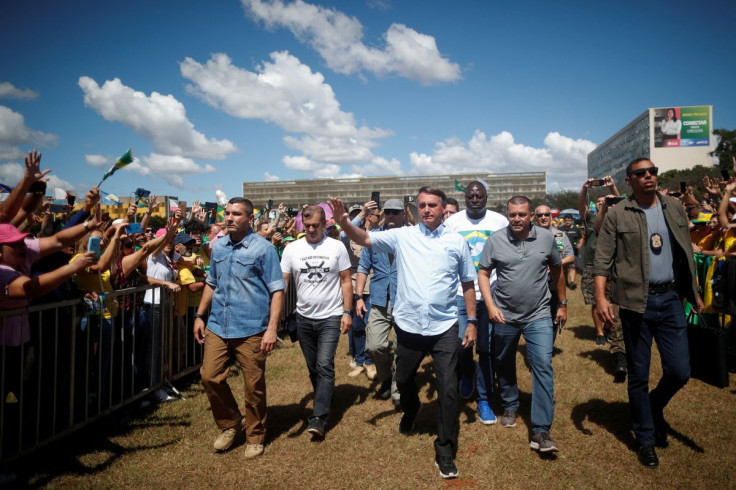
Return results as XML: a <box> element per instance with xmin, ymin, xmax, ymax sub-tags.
<box><xmin>479</xmin><ymin>226</ymin><xmax>561</xmax><ymax>324</ymax></box>
<box><xmin>280</xmin><ymin>236</ymin><xmax>351</xmax><ymax>319</ymax></box>
<box><xmin>206</xmin><ymin>231</ymin><xmax>285</xmax><ymax>339</ymax></box>
<box><xmin>444</xmin><ymin>210</ymin><xmax>508</xmax><ymax>300</ymax></box>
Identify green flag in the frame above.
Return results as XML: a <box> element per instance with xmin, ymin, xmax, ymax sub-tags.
<box><xmin>454</xmin><ymin>179</ymin><xmax>466</xmax><ymax>192</ymax></box>
<box><xmin>98</xmin><ymin>149</ymin><xmax>134</xmax><ymax>186</ymax></box>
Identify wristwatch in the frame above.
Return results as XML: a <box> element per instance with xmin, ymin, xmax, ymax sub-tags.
<box><xmin>354</xmin><ymin>294</ymin><xmax>364</xmax><ymax>301</ymax></box>
<box><xmin>194</xmin><ymin>312</ymin><xmax>204</xmax><ymax>319</ymax></box>
<box><xmin>342</xmin><ymin>310</ymin><xmax>352</xmax><ymax>317</ymax></box>
<box><xmin>559</xmin><ymin>300</ymin><xmax>568</xmax><ymax>306</ymax></box>
<box><xmin>466</xmin><ymin>317</ymin><xmax>479</xmax><ymax>324</ymax></box>
<box><xmin>83</xmin><ymin>220</ymin><xmax>90</xmax><ymax>230</ymax></box>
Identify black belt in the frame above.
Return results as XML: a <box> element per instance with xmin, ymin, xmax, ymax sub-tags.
<box><xmin>648</xmin><ymin>282</ymin><xmax>677</xmax><ymax>295</ymax></box>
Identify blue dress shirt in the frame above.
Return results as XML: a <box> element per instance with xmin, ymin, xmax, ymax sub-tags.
<box><xmin>205</xmin><ymin>230</ymin><xmax>285</xmax><ymax>339</ymax></box>
<box><xmin>357</xmin><ymin>225</ymin><xmax>398</xmax><ymax>308</ymax></box>
<box><xmin>370</xmin><ymin>223</ymin><xmax>477</xmax><ymax>336</ymax></box>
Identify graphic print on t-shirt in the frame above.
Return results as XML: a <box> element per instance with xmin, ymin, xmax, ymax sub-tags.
<box><xmin>298</xmin><ymin>255</ymin><xmax>332</xmax><ymax>283</ymax></box>
<box><xmin>300</xmin><ymin>260</ymin><xmax>331</xmax><ymax>280</ymax></box>
<box><xmin>458</xmin><ymin>229</ymin><xmax>492</xmax><ymax>270</ymax></box>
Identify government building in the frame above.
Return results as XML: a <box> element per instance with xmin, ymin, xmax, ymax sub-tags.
<box><xmin>242</xmin><ymin>171</ymin><xmax>546</xmax><ymax>210</ymax></box>
<box><xmin>588</xmin><ymin>105</ymin><xmax>716</xmax><ymax>183</ymax></box>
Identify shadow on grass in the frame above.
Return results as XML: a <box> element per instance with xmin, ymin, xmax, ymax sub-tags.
<box><xmin>579</xmin><ymin>348</ymin><xmax>617</xmax><ymax>377</ymax></box>
<box><xmin>571</xmin><ymin>397</ymin><xmax>705</xmax><ymax>454</ymax></box>
<box><xmin>568</xmin><ymin>324</ymin><xmax>597</xmax><ymax>341</ymax></box>
<box><xmin>571</xmin><ymin>398</ymin><xmax>636</xmax><ymax>450</ymax></box>
<box><xmin>12</xmin><ymin>409</ymin><xmax>186</xmax><ymax>488</ymax></box>
<box><xmin>267</xmin><ymin>381</ymin><xmax>376</xmax><ymax>443</ymax></box>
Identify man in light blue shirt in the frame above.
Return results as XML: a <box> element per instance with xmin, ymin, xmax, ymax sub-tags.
<box><xmin>194</xmin><ymin>197</ymin><xmax>285</xmax><ymax>459</ymax></box>
<box><xmin>331</xmin><ymin>187</ymin><xmax>477</xmax><ymax>480</ymax></box>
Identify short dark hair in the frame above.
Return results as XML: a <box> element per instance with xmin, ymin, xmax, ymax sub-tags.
<box><xmin>625</xmin><ymin>157</ymin><xmax>652</xmax><ymax>176</ymax></box>
<box><xmin>417</xmin><ymin>186</ymin><xmax>447</xmax><ymax>205</ymax></box>
<box><xmin>446</xmin><ymin>197</ymin><xmax>459</xmax><ymax>208</ymax></box>
<box><xmin>302</xmin><ymin>204</ymin><xmax>326</xmax><ymax>222</ymax></box>
<box><xmin>507</xmin><ymin>195</ymin><xmax>531</xmax><ymax>208</ymax></box>
<box><xmin>228</xmin><ymin>197</ymin><xmax>253</xmax><ymax>216</ymax></box>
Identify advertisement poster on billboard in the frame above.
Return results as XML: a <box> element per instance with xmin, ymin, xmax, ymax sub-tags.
<box><xmin>654</xmin><ymin>106</ymin><xmax>710</xmax><ymax>148</ymax></box>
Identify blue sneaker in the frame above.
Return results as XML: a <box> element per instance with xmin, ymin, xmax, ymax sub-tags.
<box><xmin>459</xmin><ymin>366</ymin><xmax>477</xmax><ymax>399</ymax></box>
<box><xmin>477</xmin><ymin>400</ymin><xmax>496</xmax><ymax>425</ymax></box>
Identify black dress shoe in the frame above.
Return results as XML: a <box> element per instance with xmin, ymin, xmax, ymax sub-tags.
<box><xmin>376</xmin><ymin>379</ymin><xmax>392</xmax><ymax>400</ymax></box>
<box><xmin>613</xmin><ymin>353</ymin><xmax>627</xmax><ymax>383</ymax></box>
<box><xmin>637</xmin><ymin>445</ymin><xmax>659</xmax><ymax>468</ymax></box>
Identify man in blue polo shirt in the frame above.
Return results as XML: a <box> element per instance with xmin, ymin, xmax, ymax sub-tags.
<box><xmin>194</xmin><ymin>197</ymin><xmax>285</xmax><ymax>459</ymax></box>
<box><xmin>331</xmin><ymin>187</ymin><xmax>476</xmax><ymax>480</ymax></box>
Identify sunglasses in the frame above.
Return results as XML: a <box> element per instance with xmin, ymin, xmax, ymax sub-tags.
<box><xmin>369</xmin><ymin>213</ymin><xmax>381</xmax><ymax>218</ymax></box>
<box><xmin>384</xmin><ymin>209</ymin><xmax>402</xmax><ymax>216</ymax></box>
<box><xmin>536</xmin><ymin>213</ymin><xmax>551</xmax><ymax>217</ymax></box>
<box><xmin>629</xmin><ymin>166</ymin><xmax>659</xmax><ymax>177</ymax></box>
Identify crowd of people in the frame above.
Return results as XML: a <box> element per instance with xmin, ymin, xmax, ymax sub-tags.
<box><xmin>2</xmin><ymin>150</ymin><xmax>735</xmax><ymax>477</ymax></box>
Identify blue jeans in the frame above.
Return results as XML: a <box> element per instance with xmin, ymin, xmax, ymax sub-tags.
<box><xmin>619</xmin><ymin>290</ymin><xmax>690</xmax><ymax>446</ymax></box>
<box><xmin>349</xmin><ymin>298</ymin><xmax>373</xmax><ymax>367</ymax></box>
<box><xmin>296</xmin><ymin>314</ymin><xmax>342</xmax><ymax>420</ymax></box>
<box><xmin>138</xmin><ymin>305</ymin><xmax>162</xmax><ymax>388</ymax></box>
<box><xmin>456</xmin><ymin>297</ymin><xmax>492</xmax><ymax>402</ymax></box>
<box><xmin>494</xmin><ymin>317</ymin><xmax>555</xmax><ymax>434</ymax></box>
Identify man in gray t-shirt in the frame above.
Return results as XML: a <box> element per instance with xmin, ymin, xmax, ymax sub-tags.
<box><xmin>477</xmin><ymin>196</ymin><xmax>567</xmax><ymax>454</ymax></box>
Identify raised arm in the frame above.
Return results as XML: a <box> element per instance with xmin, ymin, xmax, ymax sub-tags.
<box><xmin>329</xmin><ymin>198</ymin><xmax>372</xmax><ymax>248</ymax></box>
<box><xmin>718</xmin><ymin>180</ymin><xmax>736</xmax><ymax>229</ymax></box>
<box><xmin>1</xmin><ymin>150</ymin><xmax>51</xmax><ymax>224</ymax></box>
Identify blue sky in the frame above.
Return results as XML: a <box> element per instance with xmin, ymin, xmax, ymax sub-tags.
<box><xmin>2</xmin><ymin>0</ymin><xmax>734</xmax><ymax>204</ymax></box>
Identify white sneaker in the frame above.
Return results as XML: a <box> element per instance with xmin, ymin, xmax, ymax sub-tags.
<box><xmin>152</xmin><ymin>388</ymin><xmax>174</xmax><ymax>403</ymax></box>
<box><xmin>348</xmin><ymin>365</ymin><xmax>365</xmax><ymax>377</ymax></box>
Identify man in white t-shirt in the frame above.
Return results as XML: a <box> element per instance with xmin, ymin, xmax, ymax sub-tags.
<box><xmin>281</xmin><ymin>204</ymin><xmax>352</xmax><ymax>440</ymax></box>
<box><xmin>444</xmin><ymin>181</ymin><xmax>508</xmax><ymax>425</ymax></box>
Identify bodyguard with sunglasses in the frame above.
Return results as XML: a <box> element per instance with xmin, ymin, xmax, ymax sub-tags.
<box><xmin>594</xmin><ymin>158</ymin><xmax>704</xmax><ymax>468</ymax></box>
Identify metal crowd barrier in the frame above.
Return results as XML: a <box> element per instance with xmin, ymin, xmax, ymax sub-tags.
<box><xmin>0</xmin><ymin>279</ymin><xmax>297</xmax><ymax>464</ymax></box>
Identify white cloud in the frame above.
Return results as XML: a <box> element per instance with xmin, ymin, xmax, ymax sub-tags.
<box><xmin>181</xmin><ymin>52</ymin><xmax>392</xmax><ymax>178</ymax></box>
<box><xmin>351</xmin><ymin>156</ymin><xmax>403</xmax><ymax>176</ymax></box>
<box><xmin>141</xmin><ymin>153</ymin><xmax>216</xmax><ymax>187</ymax></box>
<box><xmin>282</xmin><ymin>155</ymin><xmax>341</xmax><ymax>178</ymax></box>
<box><xmin>242</xmin><ymin>0</ymin><xmax>460</xmax><ymax>85</ymax></box>
<box><xmin>84</xmin><ymin>154</ymin><xmax>109</xmax><ymax>168</ymax></box>
<box><xmin>409</xmin><ymin>130</ymin><xmax>597</xmax><ymax>191</ymax></box>
<box><xmin>181</xmin><ymin>52</ymin><xmax>388</xmax><ymax>139</ymax></box>
<box><xmin>0</xmin><ymin>162</ymin><xmax>74</xmax><ymax>191</ymax></box>
<box><xmin>78</xmin><ymin>76</ymin><xmax>237</xmax><ymax>160</ymax></box>
<box><xmin>0</xmin><ymin>82</ymin><xmax>39</xmax><ymax>100</ymax></box>
<box><xmin>264</xmin><ymin>172</ymin><xmax>280</xmax><ymax>181</ymax></box>
<box><xmin>0</xmin><ymin>105</ymin><xmax>58</xmax><ymax>147</ymax></box>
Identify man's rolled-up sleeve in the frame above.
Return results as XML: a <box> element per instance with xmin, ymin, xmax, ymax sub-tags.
<box><xmin>263</xmin><ymin>245</ymin><xmax>286</xmax><ymax>293</ymax></box>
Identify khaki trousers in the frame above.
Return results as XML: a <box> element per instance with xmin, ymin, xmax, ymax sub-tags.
<box><xmin>200</xmin><ymin>329</ymin><xmax>267</xmax><ymax>444</ymax></box>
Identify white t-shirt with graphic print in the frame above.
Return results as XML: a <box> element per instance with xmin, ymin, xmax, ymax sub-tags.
<box><xmin>281</xmin><ymin>236</ymin><xmax>351</xmax><ymax>319</ymax></box>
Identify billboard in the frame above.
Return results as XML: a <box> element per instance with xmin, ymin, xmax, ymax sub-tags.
<box><xmin>653</xmin><ymin>105</ymin><xmax>710</xmax><ymax>148</ymax></box>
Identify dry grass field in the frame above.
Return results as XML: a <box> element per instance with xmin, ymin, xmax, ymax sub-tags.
<box><xmin>10</xmin><ymin>286</ymin><xmax>736</xmax><ymax>489</ymax></box>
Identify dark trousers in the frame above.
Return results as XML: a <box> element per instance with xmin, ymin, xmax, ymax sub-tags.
<box><xmin>619</xmin><ymin>290</ymin><xmax>690</xmax><ymax>446</ymax></box>
<box><xmin>296</xmin><ymin>314</ymin><xmax>342</xmax><ymax>420</ymax></box>
<box><xmin>395</xmin><ymin>323</ymin><xmax>459</xmax><ymax>459</ymax></box>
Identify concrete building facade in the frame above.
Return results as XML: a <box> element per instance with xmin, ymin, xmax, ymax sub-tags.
<box><xmin>242</xmin><ymin>171</ymin><xmax>547</xmax><ymax>210</ymax></box>
<box><xmin>588</xmin><ymin>105</ymin><xmax>716</xmax><ymax>184</ymax></box>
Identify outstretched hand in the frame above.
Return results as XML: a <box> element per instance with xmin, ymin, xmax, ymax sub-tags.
<box><xmin>328</xmin><ymin>198</ymin><xmax>348</xmax><ymax>225</ymax></box>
